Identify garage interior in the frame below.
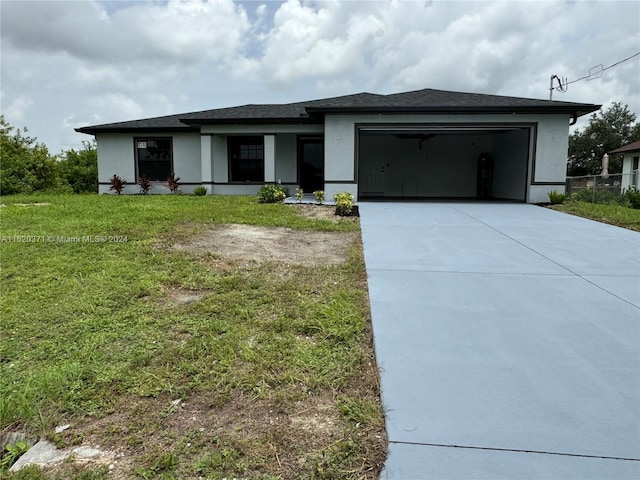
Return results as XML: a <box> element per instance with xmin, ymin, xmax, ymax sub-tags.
<box><xmin>357</xmin><ymin>126</ymin><xmax>532</xmax><ymax>201</ymax></box>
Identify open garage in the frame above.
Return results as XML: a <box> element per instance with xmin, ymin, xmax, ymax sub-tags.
<box><xmin>357</xmin><ymin>125</ymin><xmax>533</xmax><ymax>201</ymax></box>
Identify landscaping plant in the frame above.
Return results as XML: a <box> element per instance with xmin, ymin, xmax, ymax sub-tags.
<box><xmin>166</xmin><ymin>173</ymin><xmax>181</xmax><ymax>193</ymax></box>
<box><xmin>108</xmin><ymin>174</ymin><xmax>126</xmax><ymax>194</ymax></box>
<box><xmin>138</xmin><ymin>175</ymin><xmax>152</xmax><ymax>195</ymax></box>
<box><xmin>547</xmin><ymin>190</ymin><xmax>566</xmax><ymax>204</ymax></box>
<box><xmin>193</xmin><ymin>186</ymin><xmax>207</xmax><ymax>196</ymax></box>
<box><xmin>313</xmin><ymin>189</ymin><xmax>325</xmax><ymax>204</ymax></box>
<box><xmin>295</xmin><ymin>187</ymin><xmax>304</xmax><ymax>203</ymax></box>
<box><xmin>334</xmin><ymin>191</ymin><xmax>355</xmax><ymax>216</ymax></box>
<box><xmin>257</xmin><ymin>184</ymin><xmax>287</xmax><ymax>203</ymax></box>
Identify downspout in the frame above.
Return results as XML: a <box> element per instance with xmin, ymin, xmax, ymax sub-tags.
<box><xmin>569</xmin><ymin>113</ymin><xmax>578</xmax><ymax>126</ymax></box>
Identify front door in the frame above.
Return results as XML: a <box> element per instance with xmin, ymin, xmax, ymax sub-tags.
<box><xmin>298</xmin><ymin>136</ymin><xmax>324</xmax><ymax>193</ymax></box>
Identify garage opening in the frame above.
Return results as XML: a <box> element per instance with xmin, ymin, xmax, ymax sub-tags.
<box><xmin>357</xmin><ymin>125</ymin><xmax>532</xmax><ymax>201</ymax></box>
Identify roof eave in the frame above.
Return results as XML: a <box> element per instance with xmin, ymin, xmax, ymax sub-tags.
<box><xmin>305</xmin><ymin>105</ymin><xmax>602</xmax><ymax>117</ymax></box>
<box><xmin>75</xmin><ymin>126</ymin><xmax>197</xmax><ymax>135</ymax></box>
<box><xmin>179</xmin><ymin>117</ymin><xmax>320</xmax><ymax>126</ymax></box>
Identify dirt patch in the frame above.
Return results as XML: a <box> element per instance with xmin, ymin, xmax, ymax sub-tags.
<box><xmin>171</xmin><ymin>224</ymin><xmax>358</xmax><ymax>266</ymax></box>
<box><xmin>165</xmin><ymin>287</ymin><xmax>208</xmax><ymax>305</ymax></box>
<box><xmin>291</xmin><ymin>203</ymin><xmax>338</xmax><ymax>221</ymax></box>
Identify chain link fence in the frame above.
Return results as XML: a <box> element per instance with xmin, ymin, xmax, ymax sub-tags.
<box><xmin>566</xmin><ymin>171</ymin><xmax>639</xmax><ymax>204</ymax></box>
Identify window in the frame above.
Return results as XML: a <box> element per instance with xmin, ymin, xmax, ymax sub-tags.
<box><xmin>228</xmin><ymin>136</ymin><xmax>264</xmax><ymax>182</ymax></box>
<box><xmin>135</xmin><ymin>138</ymin><xmax>172</xmax><ymax>181</ymax></box>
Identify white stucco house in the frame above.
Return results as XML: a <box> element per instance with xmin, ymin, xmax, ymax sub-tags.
<box><xmin>609</xmin><ymin>140</ymin><xmax>640</xmax><ymax>190</ymax></box>
<box><xmin>76</xmin><ymin>88</ymin><xmax>600</xmax><ymax>203</ymax></box>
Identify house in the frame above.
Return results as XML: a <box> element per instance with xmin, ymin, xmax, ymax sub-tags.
<box><xmin>609</xmin><ymin>140</ymin><xmax>640</xmax><ymax>190</ymax></box>
<box><xmin>76</xmin><ymin>88</ymin><xmax>600</xmax><ymax>202</ymax></box>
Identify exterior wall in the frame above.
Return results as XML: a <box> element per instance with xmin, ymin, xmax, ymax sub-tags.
<box><xmin>621</xmin><ymin>153</ymin><xmax>640</xmax><ymax>189</ymax></box>
<box><xmin>96</xmin><ymin>114</ymin><xmax>570</xmax><ymax>201</ymax></box>
<box><xmin>96</xmin><ymin>132</ymin><xmax>201</xmax><ymax>194</ymax></box>
<box><xmin>202</xmin><ymin>124</ymin><xmax>323</xmax><ymax>195</ymax></box>
<box><xmin>324</xmin><ymin>113</ymin><xmax>571</xmax><ymax>203</ymax></box>
<box><xmin>275</xmin><ymin>134</ymin><xmax>297</xmax><ymax>184</ymax></box>
<box><xmin>96</xmin><ymin>133</ymin><xmax>136</xmax><ymax>194</ymax></box>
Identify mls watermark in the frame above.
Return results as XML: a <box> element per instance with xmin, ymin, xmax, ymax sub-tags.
<box><xmin>1</xmin><ymin>235</ymin><xmax>129</xmax><ymax>244</ymax></box>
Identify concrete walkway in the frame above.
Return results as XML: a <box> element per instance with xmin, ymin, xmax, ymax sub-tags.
<box><xmin>359</xmin><ymin>202</ymin><xmax>640</xmax><ymax>479</ymax></box>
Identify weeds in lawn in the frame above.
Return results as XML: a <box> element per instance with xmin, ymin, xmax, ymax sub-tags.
<box><xmin>0</xmin><ymin>194</ymin><xmax>384</xmax><ymax>479</ymax></box>
<box><xmin>549</xmin><ymin>200</ymin><xmax>640</xmax><ymax>231</ymax></box>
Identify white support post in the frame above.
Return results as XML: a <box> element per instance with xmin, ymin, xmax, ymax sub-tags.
<box><xmin>264</xmin><ymin>134</ymin><xmax>275</xmax><ymax>183</ymax></box>
<box><xmin>200</xmin><ymin>135</ymin><xmax>212</xmax><ymax>188</ymax></box>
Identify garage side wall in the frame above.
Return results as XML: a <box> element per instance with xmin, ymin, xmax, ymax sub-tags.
<box><xmin>528</xmin><ymin>115</ymin><xmax>570</xmax><ymax>203</ymax></box>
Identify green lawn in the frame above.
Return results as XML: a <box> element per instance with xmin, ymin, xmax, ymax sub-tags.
<box><xmin>549</xmin><ymin>201</ymin><xmax>640</xmax><ymax>232</ymax></box>
<box><xmin>0</xmin><ymin>194</ymin><xmax>386</xmax><ymax>479</ymax></box>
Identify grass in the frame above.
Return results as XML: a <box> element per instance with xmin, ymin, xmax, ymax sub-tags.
<box><xmin>0</xmin><ymin>194</ymin><xmax>386</xmax><ymax>479</ymax></box>
<box><xmin>549</xmin><ymin>200</ymin><xmax>640</xmax><ymax>231</ymax></box>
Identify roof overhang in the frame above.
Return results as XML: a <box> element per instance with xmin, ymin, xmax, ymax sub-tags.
<box><xmin>305</xmin><ymin>105</ymin><xmax>601</xmax><ymax>117</ymax></box>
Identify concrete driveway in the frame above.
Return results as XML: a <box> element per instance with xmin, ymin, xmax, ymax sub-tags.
<box><xmin>359</xmin><ymin>202</ymin><xmax>640</xmax><ymax>479</ymax></box>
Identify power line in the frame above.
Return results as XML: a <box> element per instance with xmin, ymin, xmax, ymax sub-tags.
<box><xmin>549</xmin><ymin>51</ymin><xmax>640</xmax><ymax>99</ymax></box>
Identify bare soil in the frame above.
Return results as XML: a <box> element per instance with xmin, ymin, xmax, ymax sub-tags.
<box><xmin>171</xmin><ymin>223</ymin><xmax>358</xmax><ymax>266</ymax></box>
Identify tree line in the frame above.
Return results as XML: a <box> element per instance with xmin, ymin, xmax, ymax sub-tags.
<box><xmin>0</xmin><ymin>116</ymin><xmax>97</xmax><ymax>195</ymax></box>
<box><xmin>567</xmin><ymin>102</ymin><xmax>640</xmax><ymax>177</ymax></box>
<box><xmin>1</xmin><ymin>104</ymin><xmax>639</xmax><ymax>195</ymax></box>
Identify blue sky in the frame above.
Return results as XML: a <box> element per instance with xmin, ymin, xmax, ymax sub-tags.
<box><xmin>1</xmin><ymin>0</ymin><xmax>638</xmax><ymax>154</ymax></box>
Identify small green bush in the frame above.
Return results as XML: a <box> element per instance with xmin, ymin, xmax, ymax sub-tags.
<box><xmin>257</xmin><ymin>184</ymin><xmax>287</xmax><ymax>203</ymax></box>
<box><xmin>313</xmin><ymin>190</ymin><xmax>325</xmax><ymax>205</ymax></box>
<box><xmin>193</xmin><ymin>186</ymin><xmax>208</xmax><ymax>196</ymax></box>
<box><xmin>547</xmin><ymin>190</ymin><xmax>566</xmax><ymax>204</ymax></box>
<box><xmin>623</xmin><ymin>186</ymin><xmax>640</xmax><ymax>209</ymax></box>
<box><xmin>333</xmin><ymin>191</ymin><xmax>354</xmax><ymax>216</ymax></box>
<box><xmin>295</xmin><ymin>187</ymin><xmax>304</xmax><ymax>203</ymax></box>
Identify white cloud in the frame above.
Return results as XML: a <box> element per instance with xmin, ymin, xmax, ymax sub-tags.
<box><xmin>0</xmin><ymin>0</ymin><xmax>638</xmax><ymax>154</ymax></box>
<box><xmin>3</xmin><ymin>96</ymin><xmax>33</xmax><ymax>123</ymax></box>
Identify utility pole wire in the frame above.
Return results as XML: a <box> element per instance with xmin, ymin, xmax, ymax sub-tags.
<box><xmin>549</xmin><ymin>51</ymin><xmax>640</xmax><ymax>99</ymax></box>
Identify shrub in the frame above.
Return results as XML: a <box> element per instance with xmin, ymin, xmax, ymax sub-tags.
<box><xmin>138</xmin><ymin>175</ymin><xmax>152</xmax><ymax>195</ymax></box>
<box><xmin>257</xmin><ymin>184</ymin><xmax>287</xmax><ymax>203</ymax></box>
<box><xmin>193</xmin><ymin>186</ymin><xmax>208</xmax><ymax>196</ymax></box>
<box><xmin>571</xmin><ymin>188</ymin><xmax>623</xmax><ymax>205</ymax></box>
<box><xmin>547</xmin><ymin>190</ymin><xmax>566</xmax><ymax>204</ymax></box>
<box><xmin>313</xmin><ymin>190</ymin><xmax>325</xmax><ymax>205</ymax></box>
<box><xmin>333</xmin><ymin>191</ymin><xmax>354</xmax><ymax>216</ymax></box>
<box><xmin>109</xmin><ymin>174</ymin><xmax>126</xmax><ymax>195</ymax></box>
<box><xmin>623</xmin><ymin>186</ymin><xmax>640</xmax><ymax>209</ymax></box>
<box><xmin>58</xmin><ymin>140</ymin><xmax>98</xmax><ymax>193</ymax></box>
<box><xmin>295</xmin><ymin>187</ymin><xmax>304</xmax><ymax>203</ymax></box>
<box><xmin>167</xmin><ymin>173</ymin><xmax>181</xmax><ymax>193</ymax></box>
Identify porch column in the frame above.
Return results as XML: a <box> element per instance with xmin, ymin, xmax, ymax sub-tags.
<box><xmin>264</xmin><ymin>134</ymin><xmax>275</xmax><ymax>183</ymax></box>
<box><xmin>201</xmin><ymin>135</ymin><xmax>212</xmax><ymax>188</ymax></box>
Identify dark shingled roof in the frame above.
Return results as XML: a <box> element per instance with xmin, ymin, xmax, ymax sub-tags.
<box><xmin>609</xmin><ymin>139</ymin><xmax>640</xmax><ymax>154</ymax></box>
<box><xmin>75</xmin><ymin>88</ymin><xmax>601</xmax><ymax>134</ymax></box>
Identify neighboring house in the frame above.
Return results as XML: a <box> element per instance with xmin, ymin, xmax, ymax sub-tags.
<box><xmin>76</xmin><ymin>88</ymin><xmax>600</xmax><ymax>203</ymax></box>
<box><xmin>609</xmin><ymin>140</ymin><xmax>640</xmax><ymax>190</ymax></box>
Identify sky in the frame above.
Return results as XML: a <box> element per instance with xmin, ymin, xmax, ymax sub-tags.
<box><xmin>1</xmin><ymin>0</ymin><xmax>639</xmax><ymax>155</ymax></box>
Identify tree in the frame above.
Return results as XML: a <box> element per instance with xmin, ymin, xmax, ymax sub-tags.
<box><xmin>568</xmin><ymin>102</ymin><xmax>640</xmax><ymax>176</ymax></box>
<box><xmin>0</xmin><ymin>116</ymin><xmax>62</xmax><ymax>195</ymax></box>
<box><xmin>58</xmin><ymin>140</ymin><xmax>98</xmax><ymax>193</ymax></box>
